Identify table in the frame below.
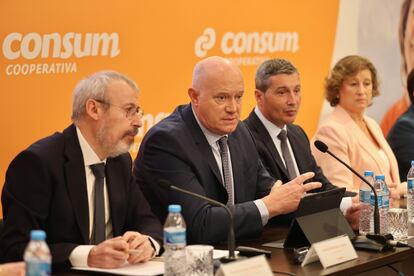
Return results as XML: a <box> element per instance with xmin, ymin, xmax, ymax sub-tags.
<box><xmin>239</xmin><ymin>225</ymin><xmax>414</xmax><ymax>276</ymax></box>
<box><xmin>57</xmin><ymin>224</ymin><xmax>414</xmax><ymax>276</ymax></box>
<box><xmin>57</xmin><ymin>200</ymin><xmax>414</xmax><ymax>276</ymax></box>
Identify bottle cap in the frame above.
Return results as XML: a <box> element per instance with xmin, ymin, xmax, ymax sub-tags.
<box><xmin>364</xmin><ymin>170</ymin><xmax>374</xmax><ymax>177</ymax></box>
<box><xmin>375</xmin><ymin>175</ymin><xmax>385</xmax><ymax>180</ymax></box>
<box><xmin>30</xmin><ymin>230</ymin><xmax>46</xmax><ymax>240</ymax></box>
<box><xmin>168</xmin><ymin>204</ymin><xmax>182</xmax><ymax>213</ymax></box>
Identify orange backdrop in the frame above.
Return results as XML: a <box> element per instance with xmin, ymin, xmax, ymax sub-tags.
<box><xmin>0</xmin><ymin>0</ymin><xmax>339</xmax><ymax>215</ymax></box>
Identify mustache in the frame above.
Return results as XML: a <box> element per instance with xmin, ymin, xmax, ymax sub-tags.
<box><xmin>125</xmin><ymin>128</ymin><xmax>139</xmax><ymax>137</ymax></box>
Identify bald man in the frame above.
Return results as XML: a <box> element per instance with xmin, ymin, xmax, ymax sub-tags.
<box><xmin>134</xmin><ymin>56</ymin><xmax>321</xmax><ymax>244</ymax></box>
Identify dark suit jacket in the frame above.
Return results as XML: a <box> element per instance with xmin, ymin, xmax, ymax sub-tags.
<box><xmin>134</xmin><ymin>104</ymin><xmax>275</xmax><ymax>244</ymax></box>
<box><xmin>387</xmin><ymin>105</ymin><xmax>414</xmax><ymax>181</ymax></box>
<box><xmin>0</xmin><ymin>124</ymin><xmax>162</xmax><ymax>269</ymax></box>
<box><xmin>244</xmin><ymin>110</ymin><xmax>337</xmax><ymax>191</ymax></box>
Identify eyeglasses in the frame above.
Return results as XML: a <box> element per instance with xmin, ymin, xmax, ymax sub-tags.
<box><xmin>95</xmin><ymin>99</ymin><xmax>144</xmax><ymax>120</ymax></box>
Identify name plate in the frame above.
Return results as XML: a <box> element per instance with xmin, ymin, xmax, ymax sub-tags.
<box><xmin>302</xmin><ymin>235</ymin><xmax>358</xmax><ymax>268</ymax></box>
<box><xmin>215</xmin><ymin>255</ymin><xmax>273</xmax><ymax>276</ymax></box>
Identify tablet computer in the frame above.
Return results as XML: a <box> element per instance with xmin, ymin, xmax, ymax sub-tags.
<box><xmin>262</xmin><ymin>188</ymin><xmax>354</xmax><ymax>249</ymax></box>
<box><xmin>293</xmin><ymin>187</ymin><xmax>346</xmax><ymax>217</ymax></box>
<box><xmin>282</xmin><ymin>187</ymin><xmax>355</xmax><ymax>249</ymax></box>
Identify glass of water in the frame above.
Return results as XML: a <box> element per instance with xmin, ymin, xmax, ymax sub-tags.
<box><xmin>388</xmin><ymin>208</ymin><xmax>408</xmax><ymax>241</ymax></box>
<box><xmin>186</xmin><ymin>245</ymin><xmax>214</xmax><ymax>276</ymax></box>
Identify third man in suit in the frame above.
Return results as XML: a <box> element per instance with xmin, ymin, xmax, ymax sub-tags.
<box><xmin>244</xmin><ymin>58</ymin><xmax>359</xmax><ymax>227</ymax></box>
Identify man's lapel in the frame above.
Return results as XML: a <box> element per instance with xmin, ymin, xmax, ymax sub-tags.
<box><xmin>181</xmin><ymin>104</ymin><xmax>224</xmax><ymax>186</ymax></box>
<box><xmin>286</xmin><ymin>125</ymin><xmax>305</xmax><ymax>174</ymax></box>
<box><xmin>227</xmin><ymin>132</ymin><xmax>244</xmax><ymax>202</ymax></box>
<box><xmin>63</xmin><ymin>124</ymin><xmax>90</xmax><ymax>244</ymax></box>
<box><xmin>248</xmin><ymin>111</ymin><xmax>289</xmax><ymax>178</ymax></box>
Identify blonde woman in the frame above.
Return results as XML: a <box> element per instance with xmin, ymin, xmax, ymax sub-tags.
<box><xmin>311</xmin><ymin>55</ymin><xmax>405</xmax><ymax>198</ymax></box>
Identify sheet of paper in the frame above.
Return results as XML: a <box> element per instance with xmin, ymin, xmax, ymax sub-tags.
<box><xmin>215</xmin><ymin>255</ymin><xmax>273</xmax><ymax>276</ymax></box>
<box><xmin>213</xmin><ymin>249</ymin><xmax>239</xmax><ymax>259</ymax></box>
<box><xmin>73</xmin><ymin>249</ymin><xmax>238</xmax><ymax>275</ymax></box>
<box><xmin>261</xmin><ymin>239</ymin><xmax>285</xmax><ymax>249</ymax></box>
<box><xmin>73</xmin><ymin>260</ymin><xmax>164</xmax><ymax>276</ymax></box>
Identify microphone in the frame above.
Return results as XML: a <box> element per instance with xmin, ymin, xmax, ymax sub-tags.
<box><xmin>313</xmin><ymin>140</ymin><xmax>380</xmax><ymax>234</ymax></box>
<box><xmin>158</xmin><ymin>180</ymin><xmax>237</xmax><ymax>262</ymax></box>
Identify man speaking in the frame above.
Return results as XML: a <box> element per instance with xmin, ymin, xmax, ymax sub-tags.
<box><xmin>134</xmin><ymin>56</ymin><xmax>321</xmax><ymax>244</ymax></box>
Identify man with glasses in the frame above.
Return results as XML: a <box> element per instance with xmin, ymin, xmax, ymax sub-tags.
<box><xmin>134</xmin><ymin>56</ymin><xmax>322</xmax><ymax>244</ymax></box>
<box><xmin>0</xmin><ymin>71</ymin><xmax>162</xmax><ymax>271</ymax></box>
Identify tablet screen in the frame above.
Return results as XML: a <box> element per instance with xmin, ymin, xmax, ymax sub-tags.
<box><xmin>294</xmin><ymin>187</ymin><xmax>346</xmax><ymax>217</ymax></box>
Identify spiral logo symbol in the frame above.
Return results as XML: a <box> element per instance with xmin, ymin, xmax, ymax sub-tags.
<box><xmin>194</xmin><ymin>28</ymin><xmax>216</xmax><ymax>58</ymax></box>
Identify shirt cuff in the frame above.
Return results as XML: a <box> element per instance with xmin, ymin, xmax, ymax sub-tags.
<box><xmin>254</xmin><ymin>199</ymin><xmax>269</xmax><ymax>226</ymax></box>
<box><xmin>69</xmin><ymin>245</ymin><xmax>94</xmax><ymax>267</ymax></box>
<box><xmin>340</xmin><ymin>197</ymin><xmax>352</xmax><ymax>214</ymax></box>
<box><xmin>147</xmin><ymin>236</ymin><xmax>161</xmax><ymax>257</ymax></box>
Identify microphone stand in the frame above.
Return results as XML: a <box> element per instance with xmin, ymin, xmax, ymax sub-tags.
<box><xmin>163</xmin><ymin>183</ymin><xmax>237</xmax><ymax>262</ymax></box>
<box><xmin>324</xmin><ymin>150</ymin><xmax>380</xmax><ymax>235</ymax></box>
<box><xmin>314</xmin><ymin>140</ymin><xmax>394</xmax><ymax>249</ymax></box>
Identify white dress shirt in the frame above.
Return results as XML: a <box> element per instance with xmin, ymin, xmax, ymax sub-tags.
<box><xmin>192</xmin><ymin>108</ymin><xmax>269</xmax><ymax>225</ymax></box>
<box><xmin>254</xmin><ymin>107</ymin><xmax>300</xmax><ymax>177</ymax></box>
<box><xmin>254</xmin><ymin>107</ymin><xmax>352</xmax><ymax>212</ymax></box>
<box><xmin>69</xmin><ymin>127</ymin><xmax>159</xmax><ymax>267</ymax></box>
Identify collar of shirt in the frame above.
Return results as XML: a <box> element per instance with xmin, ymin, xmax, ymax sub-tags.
<box><xmin>254</xmin><ymin>106</ymin><xmax>300</xmax><ymax>177</ymax></box>
<box><xmin>191</xmin><ymin>106</ymin><xmax>228</xmax><ymax>149</ymax></box>
<box><xmin>254</xmin><ymin>106</ymin><xmax>287</xmax><ymax>139</ymax></box>
<box><xmin>76</xmin><ymin>126</ymin><xmax>107</xmax><ymax>166</ymax></box>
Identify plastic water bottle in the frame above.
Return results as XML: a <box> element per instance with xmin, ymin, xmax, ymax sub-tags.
<box><xmin>24</xmin><ymin>230</ymin><xmax>51</xmax><ymax>276</ymax></box>
<box><xmin>381</xmin><ymin>175</ymin><xmax>390</xmax><ymax>234</ymax></box>
<box><xmin>371</xmin><ymin>175</ymin><xmax>389</xmax><ymax>234</ymax></box>
<box><xmin>407</xmin><ymin>161</ymin><xmax>414</xmax><ymax>235</ymax></box>
<box><xmin>359</xmin><ymin>170</ymin><xmax>374</xmax><ymax>235</ymax></box>
<box><xmin>163</xmin><ymin>204</ymin><xmax>186</xmax><ymax>276</ymax></box>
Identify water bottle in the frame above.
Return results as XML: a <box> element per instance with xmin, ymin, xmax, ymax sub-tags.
<box><xmin>24</xmin><ymin>230</ymin><xmax>51</xmax><ymax>276</ymax></box>
<box><xmin>407</xmin><ymin>161</ymin><xmax>414</xmax><ymax>235</ymax></box>
<box><xmin>371</xmin><ymin>175</ymin><xmax>389</xmax><ymax>234</ymax></box>
<box><xmin>381</xmin><ymin>175</ymin><xmax>390</xmax><ymax>234</ymax></box>
<box><xmin>164</xmin><ymin>204</ymin><xmax>186</xmax><ymax>276</ymax></box>
<box><xmin>359</xmin><ymin>170</ymin><xmax>374</xmax><ymax>235</ymax></box>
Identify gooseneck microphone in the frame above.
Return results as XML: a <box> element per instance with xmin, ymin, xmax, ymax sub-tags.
<box><xmin>313</xmin><ymin>140</ymin><xmax>380</xmax><ymax>235</ymax></box>
<box><xmin>158</xmin><ymin>180</ymin><xmax>237</xmax><ymax>262</ymax></box>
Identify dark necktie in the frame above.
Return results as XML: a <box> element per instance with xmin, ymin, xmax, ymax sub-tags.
<box><xmin>217</xmin><ymin>136</ymin><xmax>234</xmax><ymax>206</ymax></box>
<box><xmin>277</xmin><ymin>129</ymin><xmax>297</xmax><ymax>180</ymax></box>
<box><xmin>90</xmin><ymin>163</ymin><xmax>106</xmax><ymax>244</ymax></box>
